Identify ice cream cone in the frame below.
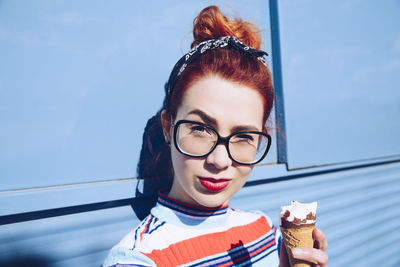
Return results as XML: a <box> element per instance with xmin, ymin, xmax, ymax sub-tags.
<box><xmin>281</xmin><ymin>225</ymin><xmax>315</xmax><ymax>267</ymax></box>
<box><xmin>279</xmin><ymin>201</ymin><xmax>318</xmax><ymax>267</ymax></box>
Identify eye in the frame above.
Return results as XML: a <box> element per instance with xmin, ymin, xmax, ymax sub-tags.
<box><xmin>188</xmin><ymin>124</ymin><xmax>213</xmax><ymax>136</ymax></box>
<box><xmin>231</xmin><ymin>133</ymin><xmax>255</xmax><ymax>143</ymax></box>
<box><xmin>190</xmin><ymin>125</ymin><xmax>206</xmax><ymax>132</ymax></box>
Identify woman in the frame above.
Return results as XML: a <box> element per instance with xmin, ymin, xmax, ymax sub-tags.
<box><xmin>104</xmin><ymin>6</ymin><xmax>328</xmax><ymax>267</ymax></box>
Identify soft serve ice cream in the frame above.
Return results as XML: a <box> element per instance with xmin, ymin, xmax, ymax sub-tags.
<box><xmin>279</xmin><ymin>201</ymin><xmax>318</xmax><ymax>267</ymax></box>
<box><xmin>279</xmin><ymin>201</ymin><xmax>317</xmax><ymax>227</ymax></box>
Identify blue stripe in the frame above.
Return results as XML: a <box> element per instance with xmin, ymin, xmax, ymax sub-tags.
<box><xmin>148</xmin><ymin>221</ymin><xmax>166</xmax><ymax>234</ymax></box>
<box><xmin>109</xmin><ymin>264</ymin><xmax>149</xmax><ymax>267</ymax></box>
<box><xmin>247</xmin><ymin>233</ymin><xmax>275</xmax><ymax>254</ymax></box>
<box><xmin>158</xmin><ymin>196</ymin><xmax>228</xmax><ymax>216</ymax></box>
<box><xmin>131</xmin><ymin>215</ymin><xmax>152</xmax><ymax>250</ymax></box>
<box><xmin>144</xmin><ymin>216</ymin><xmax>155</xmax><ymax>234</ymax></box>
<box><xmin>270</xmin><ymin>223</ymin><xmax>281</xmax><ymax>257</ymax></box>
<box><xmin>158</xmin><ymin>196</ymin><xmax>228</xmax><ymax>217</ymax></box>
<box><xmin>250</xmin><ymin>248</ymin><xmax>278</xmax><ymax>266</ymax></box>
<box><xmin>188</xmin><ymin>231</ymin><xmax>277</xmax><ymax>266</ymax></box>
<box><xmin>226</xmin><ymin>246</ymin><xmax>277</xmax><ymax>267</ymax></box>
<box><xmin>277</xmin><ymin>235</ymin><xmax>282</xmax><ymax>257</ymax></box>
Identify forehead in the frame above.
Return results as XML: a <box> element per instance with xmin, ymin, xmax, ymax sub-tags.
<box><xmin>176</xmin><ymin>76</ymin><xmax>264</xmax><ymax>130</ymax></box>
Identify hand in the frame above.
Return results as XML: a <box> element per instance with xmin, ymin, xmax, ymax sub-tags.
<box><xmin>279</xmin><ymin>228</ymin><xmax>328</xmax><ymax>267</ymax></box>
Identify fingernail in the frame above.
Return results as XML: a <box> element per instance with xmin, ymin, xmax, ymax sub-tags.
<box><xmin>292</xmin><ymin>248</ymin><xmax>304</xmax><ymax>258</ymax></box>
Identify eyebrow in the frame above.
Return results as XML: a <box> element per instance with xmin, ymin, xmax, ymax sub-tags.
<box><xmin>231</xmin><ymin>125</ymin><xmax>260</xmax><ymax>132</ymax></box>
<box><xmin>187</xmin><ymin>109</ymin><xmax>217</xmax><ymax>126</ymax></box>
<box><xmin>186</xmin><ymin>109</ymin><xmax>261</xmax><ymax>132</ymax></box>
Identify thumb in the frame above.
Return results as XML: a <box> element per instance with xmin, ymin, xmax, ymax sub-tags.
<box><xmin>279</xmin><ymin>241</ymin><xmax>290</xmax><ymax>267</ymax></box>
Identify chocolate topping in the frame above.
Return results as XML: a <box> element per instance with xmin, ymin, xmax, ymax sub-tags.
<box><xmin>283</xmin><ymin>210</ymin><xmax>290</xmax><ymax>219</ymax></box>
<box><xmin>306</xmin><ymin>212</ymin><xmax>316</xmax><ymax>220</ymax></box>
<box><xmin>279</xmin><ymin>200</ymin><xmax>318</xmax><ymax>228</ymax></box>
<box><xmin>280</xmin><ymin>211</ymin><xmax>316</xmax><ymax>227</ymax></box>
<box><xmin>280</xmin><ymin>219</ymin><xmax>315</xmax><ymax>228</ymax></box>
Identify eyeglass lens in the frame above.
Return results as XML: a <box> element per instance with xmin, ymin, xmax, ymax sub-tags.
<box><xmin>176</xmin><ymin>122</ymin><xmax>269</xmax><ymax>164</ymax></box>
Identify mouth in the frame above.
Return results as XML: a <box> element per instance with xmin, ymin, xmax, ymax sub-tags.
<box><xmin>198</xmin><ymin>177</ymin><xmax>231</xmax><ymax>192</ymax></box>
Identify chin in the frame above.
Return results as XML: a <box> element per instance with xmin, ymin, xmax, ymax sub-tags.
<box><xmin>194</xmin><ymin>192</ymin><xmax>230</xmax><ymax>208</ymax></box>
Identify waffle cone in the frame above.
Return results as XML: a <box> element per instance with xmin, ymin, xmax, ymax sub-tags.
<box><xmin>281</xmin><ymin>225</ymin><xmax>314</xmax><ymax>267</ymax></box>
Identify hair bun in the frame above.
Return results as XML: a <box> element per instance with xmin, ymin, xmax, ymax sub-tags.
<box><xmin>192</xmin><ymin>5</ymin><xmax>262</xmax><ymax>50</ymax></box>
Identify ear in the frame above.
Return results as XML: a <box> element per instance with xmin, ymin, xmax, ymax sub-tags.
<box><xmin>160</xmin><ymin>110</ymin><xmax>172</xmax><ymax>144</ymax></box>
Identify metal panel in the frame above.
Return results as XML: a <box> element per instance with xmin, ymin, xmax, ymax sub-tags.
<box><xmin>1</xmin><ymin>162</ymin><xmax>399</xmax><ymax>266</ymax></box>
<box><xmin>231</xmin><ymin>162</ymin><xmax>400</xmax><ymax>267</ymax></box>
<box><xmin>0</xmin><ymin>0</ymin><xmax>276</xmax><ymax>192</ymax></box>
<box><xmin>276</xmin><ymin>0</ymin><xmax>400</xmax><ymax>168</ymax></box>
<box><xmin>0</xmin><ymin>206</ymin><xmax>138</xmax><ymax>266</ymax></box>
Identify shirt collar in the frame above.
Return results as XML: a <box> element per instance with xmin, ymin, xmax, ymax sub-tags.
<box><xmin>157</xmin><ymin>191</ymin><xmax>229</xmax><ymax>218</ymax></box>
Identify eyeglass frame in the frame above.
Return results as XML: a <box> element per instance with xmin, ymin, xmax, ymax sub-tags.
<box><xmin>172</xmin><ymin>119</ymin><xmax>272</xmax><ymax>165</ymax></box>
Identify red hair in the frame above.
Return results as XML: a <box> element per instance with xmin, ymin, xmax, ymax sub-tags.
<box><xmin>166</xmin><ymin>5</ymin><xmax>274</xmax><ymax>132</ymax></box>
<box><xmin>135</xmin><ymin>6</ymin><xmax>275</xmax><ymax>212</ymax></box>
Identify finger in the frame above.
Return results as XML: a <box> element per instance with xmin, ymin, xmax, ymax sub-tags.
<box><xmin>279</xmin><ymin>241</ymin><xmax>290</xmax><ymax>267</ymax></box>
<box><xmin>292</xmin><ymin>247</ymin><xmax>328</xmax><ymax>266</ymax></box>
<box><xmin>313</xmin><ymin>228</ymin><xmax>328</xmax><ymax>251</ymax></box>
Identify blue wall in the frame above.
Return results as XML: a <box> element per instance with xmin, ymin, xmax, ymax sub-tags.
<box><xmin>1</xmin><ymin>1</ymin><xmax>400</xmax><ymax>266</ymax></box>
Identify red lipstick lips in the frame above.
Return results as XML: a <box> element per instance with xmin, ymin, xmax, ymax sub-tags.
<box><xmin>198</xmin><ymin>177</ymin><xmax>230</xmax><ymax>192</ymax></box>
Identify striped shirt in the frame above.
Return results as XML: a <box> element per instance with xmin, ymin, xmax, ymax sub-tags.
<box><xmin>103</xmin><ymin>192</ymin><xmax>281</xmax><ymax>267</ymax></box>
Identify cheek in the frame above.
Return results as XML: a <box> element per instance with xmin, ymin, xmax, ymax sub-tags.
<box><xmin>171</xmin><ymin>148</ymin><xmax>185</xmax><ymax>176</ymax></box>
<box><xmin>171</xmin><ymin>148</ymin><xmax>200</xmax><ymax>178</ymax></box>
<box><xmin>237</xmin><ymin>165</ymin><xmax>254</xmax><ymax>179</ymax></box>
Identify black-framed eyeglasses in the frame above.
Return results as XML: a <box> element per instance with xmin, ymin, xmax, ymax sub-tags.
<box><xmin>172</xmin><ymin>120</ymin><xmax>271</xmax><ymax>165</ymax></box>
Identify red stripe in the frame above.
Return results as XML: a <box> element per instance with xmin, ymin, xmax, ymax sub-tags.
<box><xmin>143</xmin><ymin>216</ymin><xmax>271</xmax><ymax>266</ymax></box>
<box><xmin>140</xmin><ymin>215</ymin><xmax>153</xmax><ymax>241</ymax></box>
<box><xmin>249</xmin><ymin>239</ymin><xmax>276</xmax><ymax>258</ymax></box>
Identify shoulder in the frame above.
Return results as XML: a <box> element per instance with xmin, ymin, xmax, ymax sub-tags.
<box><xmin>229</xmin><ymin>208</ymin><xmax>281</xmax><ymax>246</ymax></box>
<box><xmin>228</xmin><ymin>208</ymin><xmax>276</xmax><ymax>229</ymax></box>
<box><xmin>112</xmin><ymin>215</ymin><xmax>152</xmax><ymax>249</ymax></box>
<box><xmin>115</xmin><ymin>214</ymin><xmax>171</xmax><ymax>251</ymax></box>
<box><xmin>103</xmin><ymin>214</ymin><xmax>166</xmax><ymax>267</ymax></box>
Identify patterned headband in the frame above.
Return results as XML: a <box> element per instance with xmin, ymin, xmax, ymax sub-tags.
<box><xmin>163</xmin><ymin>36</ymin><xmax>269</xmax><ymax>108</ymax></box>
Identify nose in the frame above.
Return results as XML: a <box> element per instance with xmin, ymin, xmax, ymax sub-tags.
<box><xmin>205</xmin><ymin>143</ymin><xmax>232</xmax><ymax>169</ymax></box>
